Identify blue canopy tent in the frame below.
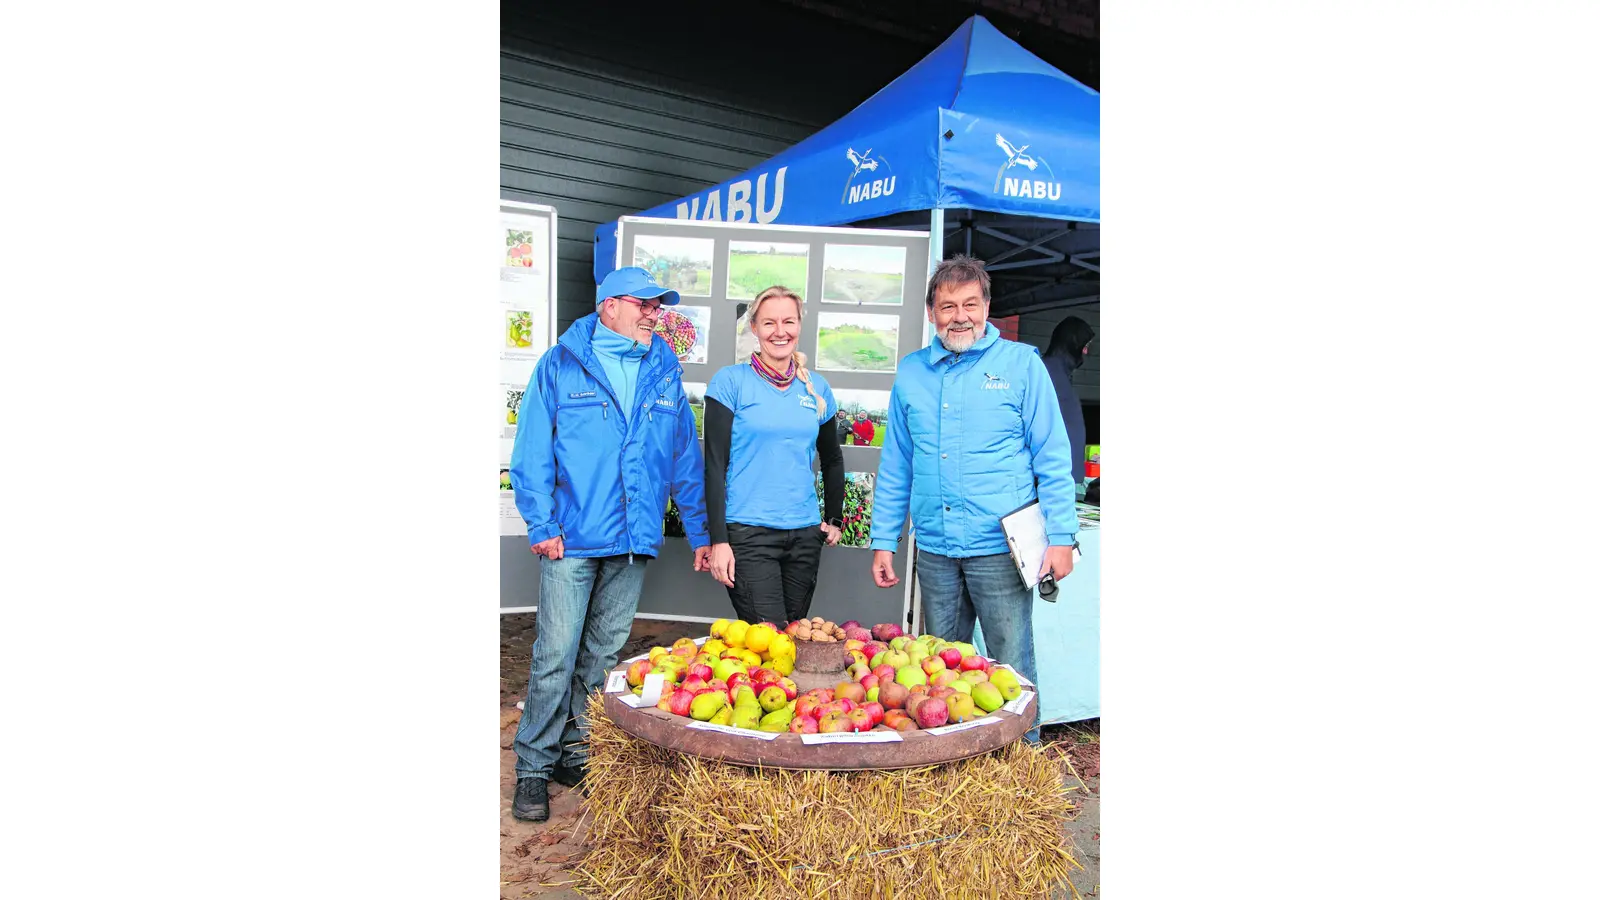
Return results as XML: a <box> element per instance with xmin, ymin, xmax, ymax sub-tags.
<box><xmin>595</xmin><ymin>14</ymin><xmax>1100</xmax><ymax>724</ymax></box>
<box><xmin>594</xmin><ymin>14</ymin><xmax>1099</xmax><ymax>285</ymax></box>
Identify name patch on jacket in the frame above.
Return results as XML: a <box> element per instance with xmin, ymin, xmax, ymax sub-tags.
<box><xmin>568</xmin><ymin>390</ymin><xmax>597</xmax><ymax>399</ymax></box>
<box><xmin>981</xmin><ymin>373</ymin><xmax>1012</xmax><ymax>391</ymax></box>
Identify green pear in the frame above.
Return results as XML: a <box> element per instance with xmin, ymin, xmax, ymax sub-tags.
<box><xmin>971</xmin><ymin>682</ymin><xmax>1004</xmax><ymax>713</ymax></box>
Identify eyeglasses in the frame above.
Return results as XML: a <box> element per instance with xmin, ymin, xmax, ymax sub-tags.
<box><xmin>614</xmin><ymin>295</ymin><xmax>664</xmax><ymax>313</ymax></box>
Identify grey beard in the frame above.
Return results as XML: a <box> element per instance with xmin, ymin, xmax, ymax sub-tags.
<box><xmin>942</xmin><ymin>326</ymin><xmax>977</xmax><ymax>352</ymax></box>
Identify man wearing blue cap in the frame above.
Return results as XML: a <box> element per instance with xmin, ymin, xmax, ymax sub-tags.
<box><xmin>508</xmin><ymin>266</ymin><xmax>711</xmax><ymax>821</ymax></box>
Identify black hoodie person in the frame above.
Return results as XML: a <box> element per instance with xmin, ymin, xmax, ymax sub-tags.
<box><xmin>1041</xmin><ymin>315</ymin><xmax>1096</xmax><ymax>484</ymax></box>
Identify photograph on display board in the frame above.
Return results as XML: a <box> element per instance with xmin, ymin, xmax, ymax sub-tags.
<box><xmin>821</xmin><ymin>244</ymin><xmax>906</xmax><ymax>306</ymax></box>
<box><xmin>726</xmin><ymin>241</ymin><xmax>809</xmax><ymax>301</ymax></box>
<box><xmin>815</xmin><ymin>311</ymin><xmax>900</xmax><ymax>373</ymax></box>
<box><xmin>682</xmin><ymin>381</ymin><xmax>706</xmax><ymax>439</ymax></box>
<box><xmin>506</xmin><ymin>309</ymin><xmax>537</xmax><ymax>349</ymax></box>
<box><xmin>732</xmin><ymin>302</ymin><xmax>759</xmax><ymax>365</ymax></box>
<box><xmin>504</xmin><ymin>227</ymin><xmax>541</xmax><ymax>270</ymax></box>
<box><xmin>816</xmin><ymin>471</ymin><xmax>876</xmax><ymax>549</ymax></box>
<box><xmin>503</xmin><ymin>385</ymin><xmax>525</xmax><ymax>440</ymax></box>
<box><xmin>633</xmin><ymin>234</ymin><xmax>714</xmax><ymax>296</ymax></box>
<box><xmin>654</xmin><ymin>305</ymin><xmax>710</xmax><ymax>365</ymax></box>
<box><xmin>832</xmin><ymin>388</ymin><xmax>890</xmax><ymax>448</ymax></box>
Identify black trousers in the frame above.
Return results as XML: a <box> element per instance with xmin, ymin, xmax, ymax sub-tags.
<box><xmin>724</xmin><ymin>522</ymin><xmax>823</xmax><ymax>626</ymax></box>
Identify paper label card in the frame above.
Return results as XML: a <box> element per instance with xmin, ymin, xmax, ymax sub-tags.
<box><xmin>685</xmin><ymin>722</ymin><xmax>782</xmax><ymax>740</ymax></box>
<box><xmin>605</xmin><ymin>671</ymin><xmax>628</xmax><ymax>693</ymax></box>
<box><xmin>639</xmin><ymin>673</ymin><xmax>666</xmax><ymax>707</ymax></box>
<box><xmin>1002</xmin><ymin>691</ymin><xmax>1036</xmax><ymax>716</ymax></box>
<box><xmin>617</xmin><ymin>694</ymin><xmax>649</xmax><ymax>708</ymax></box>
<box><xmin>800</xmin><ymin>730</ymin><xmax>903</xmax><ymax>744</ymax></box>
<box><xmin>924</xmin><ymin>716</ymin><xmax>1004</xmax><ymax>736</ymax></box>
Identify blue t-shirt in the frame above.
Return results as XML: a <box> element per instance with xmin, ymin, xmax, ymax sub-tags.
<box><xmin>707</xmin><ymin>364</ymin><xmax>837</xmax><ymax>530</ymax></box>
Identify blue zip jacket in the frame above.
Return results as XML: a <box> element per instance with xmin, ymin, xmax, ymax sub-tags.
<box><xmin>869</xmin><ymin>322</ymin><xmax>1078</xmax><ymax>558</ymax></box>
<box><xmin>509</xmin><ymin>313</ymin><xmax>709</xmax><ymax>557</ymax></box>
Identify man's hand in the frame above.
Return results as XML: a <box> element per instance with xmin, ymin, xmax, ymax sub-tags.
<box><xmin>531</xmin><ymin>535</ymin><xmax>565</xmax><ymax>560</ymax></box>
<box><xmin>708</xmin><ymin>542</ymin><xmax>736</xmax><ymax>588</ymax></box>
<box><xmin>1039</xmin><ymin>544</ymin><xmax>1075</xmax><ymax>583</ymax></box>
<box><xmin>871</xmin><ymin>550</ymin><xmax>900</xmax><ymax>588</ymax></box>
<box><xmin>692</xmin><ymin>545</ymin><xmax>712</xmax><ymax>572</ymax></box>
<box><xmin>820</xmin><ymin>523</ymin><xmax>842</xmax><ymax>546</ymax></box>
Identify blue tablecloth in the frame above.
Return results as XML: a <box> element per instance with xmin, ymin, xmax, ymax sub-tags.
<box><xmin>972</xmin><ymin>524</ymin><xmax>1100</xmax><ymax>724</ymax></box>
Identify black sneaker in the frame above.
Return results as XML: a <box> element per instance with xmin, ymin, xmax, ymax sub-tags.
<box><xmin>551</xmin><ymin>762</ymin><xmax>587</xmax><ymax>789</ymax></box>
<box><xmin>512</xmin><ymin>777</ymin><xmax>549</xmax><ymax>822</ymax></box>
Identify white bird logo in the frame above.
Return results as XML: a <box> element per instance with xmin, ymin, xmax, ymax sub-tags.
<box><xmin>995</xmin><ymin>134</ymin><xmax>1038</xmax><ymax>171</ymax></box>
<box><xmin>846</xmin><ymin>147</ymin><xmax>879</xmax><ymax>176</ymax></box>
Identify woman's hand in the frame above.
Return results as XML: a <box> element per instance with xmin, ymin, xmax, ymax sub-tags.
<box><xmin>708</xmin><ymin>542</ymin><xmax>736</xmax><ymax>588</ymax></box>
<box><xmin>820</xmin><ymin>523</ymin><xmax>842</xmax><ymax>546</ymax></box>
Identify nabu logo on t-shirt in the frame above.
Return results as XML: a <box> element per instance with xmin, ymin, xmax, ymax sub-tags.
<box><xmin>798</xmin><ymin>394</ymin><xmax>817</xmax><ymax>410</ymax></box>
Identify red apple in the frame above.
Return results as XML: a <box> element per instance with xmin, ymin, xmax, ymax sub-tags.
<box><xmin>846</xmin><ymin>708</ymin><xmax>873</xmax><ymax>732</ymax></box>
<box><xmin>859</xmin><ymin>674</ymin><xmax>880</xmax><ymax>693</ymax></box>
<box><xmin>789</xmin><ymin>715</ymin><xmax>818</xmax><ymax>734</ymax></box>
<box><xmin>626</xmin><ymin>659</ymin><xmax>653</xmax><ymax>688</ymax></box>
<box><xmin>795</xmin><ymin>695</ymin><xmax>824</xmax><ymax>719</ymax></box>
<box><xmin>844</xmin><ymin>638</ymin><xmax>866</xmax><ymax>654</ymax></box>
<box><xmin>841</xmin><ymin>620</ymin><xmax>861</xmax><ymax>631</ymax></box>
<box><xmin>882</xmin><ymin>709</ymin><xmax>910</xmax><ymax>729</ymax></box>
<box><xmin>861</xmin><ymin>701</ymin><xmax>885</xmax><ymax>727</ymax></box>
<box><xmin>871</xmin><ymin>664</ymin><xmax>897</xmax><ymax>685</ymax></box>
<box><xmin>915</xmin><ymin>696</ymin><xmax>949</xmax><ymax>728</ymax></box>
<box><xmin>958</xmin><ymin>655</ymin><xmax>988</xmax><ymax>672</ymax></box>
<box><xmin>834</xmin><ymin>682</ymin><xmax>866</xmax><ymax>704</ymax></box>
<box><xmin>871</xmin><ymin>622</ymin><xmax>904</xmax><ymax>642</ymax></box>
<box><xmin>921</xmin><ymin>656</ymin><xmax>946</xmax><ymax>677</ymax></box>
<box><xmin>889</xmin><ymin>716</ymin><xmax>919</xmax><ymax>733</ymax></box>
<box><xmin>928</xmin><ymin>685</ymin><xmax>957</xmax><ymax>702</ymax></box>
<box><xmin>817</xmin><ymin>711</ymin><xmax>850</xmax><ymax>733</ymax></box>
<box><xmin>679</xmin><ymin>676</ymin><xmax>709</xmax><ymax>695</ymax></box>
<box><xmin>878</xmin><ymin>681</ymin><xmax>910</xmax><ymax>710</ymax></box>
<box><xmin>931</xmin><ymin>670</ymin><xmax>961</xmax><ymax>688</ymax></box>
<box><xmin>939</xmin><ymin>648</ymin><xmax>963</xmax><ymax>669</ymax></box>
<box><xmin>655</xmin><ymin>688</ymin><xmax>676</xmax><ymax>713</ymax></box>
<box><xmin>845</xmin><ymin>626</ymin><xmax>873</xmax><ymax>644</ymax></box>
<box><xmin>668</xmin><ymin>689</ymin><xmax>695</xmax><ymax>717</ymax></box>
<box><xmin>863</xmin><ymin>641</ymin><xmax>889</xmax><ymax>660</ymax></box>
<box><xmin>687</xmin><ymin>663</ymin><xmax>714</xmax><ymax>682</ymax></box>
<box><xmin>777</xmin><ymin>677</ymin><xmax>798</xmax><ymax>701</ymax></box>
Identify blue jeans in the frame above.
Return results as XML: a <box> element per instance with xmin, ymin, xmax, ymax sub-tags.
<box><xmin>514</xmin><ymin>554</ymin><xmax>648</xmax><ymax>780</ymax></box>
<box><xmin>915</xmin><ymin>550</ymin><xmax>1040</xmax><ymax>743</ymax></box>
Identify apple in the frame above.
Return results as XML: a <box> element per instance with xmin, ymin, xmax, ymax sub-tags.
<box><xmin>945</xmin><ymin>692</ymin><xmax>979</xmax><ymax>723</ymax></box>
<box><xmin>948</xmin><ymin>679</ymin><xmax>972</xmax><ymax>696</ymax></box>
<box><xmin>687</xmin><ymin>662</ymin><xmax>715</xmax><ymax>682</ymax></box>
<box><xmin>626</xmin><ymin>659</ymin><xmax>654</xmax><ymax>688</ymax></box>
<box><xmin>668</xmin><ymin>689</ymin><xmax>695</xmax><ymax>717</ymax></box>
<box><xmin>844</xmin><ymin>639</ymin><xmax>866</xmax><ymax>654</ymax></box>
<box><xmin>971</xmin><ymin>682</ymin><xmax>1005</xmax><ymax>713</ymax></box>
<box><xmin>958</xmin><ymin>655</ymin><xmax>988</xmax><ymax>673</ymax></box>
<box><xmin>989</xmin><ymin>668</ymin><xmax>1023</xmax><ymax>701</ymax></box>
<box><xmin>817</xmin><ymin>711</ymin><xmax>850</xmax><ymax>733</ymax></box>
<box><xmin>846</xmin><ymin>662</ymin><xmax>871</xmax><ymax>682</ymax></box>
<box><xmin>865</xmin><ymin>686</ymin><xmax>879</xmax><ymax>703</ymax></box>
<box><xmin>759</xmin><ymin>685</ymin><xmax>789</xmax><ymax>713</ymax></box>
<box><xmin>889</xmin><ymin>715</ymin><xmax>919</xmax><ymax>733</ymax></box>
<box><xmin>649</xmin><ymin>664</ymin><xmax>681</xmax><ymax>685</ymax></box>
<box><xmin>845</xmin><ymin>626</ymin><xmax>873</xmax><ymax>644</ymax></box>
<box><xmin>679</xmin><ymin>676</ymin><xmax>709</xmax><ymax>696</ymax></box>
<box><xmin>920</xmin><ymin>656</ymin><xmax>946</xmax><ymax>677</ymax></box>
<box><xmin>784</xmin><ymin>620</ymin><xmax>805</xmax><ymax>637</ymax></box>
<box><xmin>655</xmin><ymin>689</ymin><xmax>676</xmax><ymax>713</ymax></box>
<box><xmin>859</xmin><ymin>674</ymin><xmax>880</xmax><ymax>692</ymax></box>
<box><xmin>848</xmin><ymin>649</ymin><xmax>869</xmax><ymax>668</ymax></box>
<box><xmin>939</xmin><ymin>648</ymin><xmax>963</xmax><ymax>670</ymax></box>
<box><xmin>834</xmin><ymin>682</ymin><xmax>866</xmax><ymax>704</ymax></box>
<box><xmin>878</xmin><ymin>681</ymin><xmax>910</xmax><ymax>710</ymax></box>
<box><xmin>883</xmin><ymin>650</ymin><xmax>911</xmax><ymax>670</ymax></box>
<box><xmin>861</xmin><ymin>701</ymin><xmax>886</xmax><ymax>727</ymax></box>
<box><xmin>889</xmin><ymin>636</ymin><xmax>913</xmax><ymax>652</ymax></box>
<box><xmin>846</xmin><ymin>708</ymin><xmax>873</xmax><ymax>732</ymax></box>
<box><xmin>908</xmin><ymin>683</ymin><xmax>928</xmax><ymax>696</ymax></box>
<box><xmin>789</xmin><ymin>715</ymin><xmax>819</xmax><ymax>734</ymax></box>
<box><xmin>894</xmin><ymin>665</ymin><xmax>927</xmax><ymax>689</ymax></box>
<box><xmin>863</xmin><ymin>641</ymin><xmax>889</xmax><ymax>660</ymax></box>
<box><xmin>882</xmin><ymin>709</ymin><xmax>910</xmax><ymax>729</ymax></box>
<box><xmin>795</xmin><ymin>695</ymin><xmax>824</xmax><ymax>719</ymax></box>
<box><xmin>841</xmin><ymin>620</ymin><xmax>861</xmax><ymax>631</ymax></box>
<box><xmin>931</xmin><ymin>669</ymin><xmax>961</xmax><ymax>688</ymax></box>
<box><xmin>927</xmin><ymin>685</ymin><xmax>957</xmax><ymax>702</ymax></box>
<box><xmin>915</xmin><ymin>696</ymin><xmax>949</xmax><ymax>729</ymax></box>
<box><xmin>871</xmin><ymin>623</ymin><xmax>904</xmax><ymax>643</ymax></box>
<box><xmin>777</xmin><ymin>678</ymin><xmax>798</xmax><ymax>700</ymax></box>
<box><xmin>904</xmin><ymin>694</ymin><xmax>927</xmax><ymax>720</ymax></box>
<box><xmin>958</xmin><ymin>669</ymin><xmax>989</xmax><ymax>685</ymax></box>
<box><xmin>712</xmin><ymin>658</ymin><xmax>748</xmax><ymax>683</ymax></box>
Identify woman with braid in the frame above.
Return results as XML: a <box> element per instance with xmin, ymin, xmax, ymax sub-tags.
<box><xmin>704</xmin><ymin>286</ymin><xmax>845</xmax><ymax>625</ymax></box>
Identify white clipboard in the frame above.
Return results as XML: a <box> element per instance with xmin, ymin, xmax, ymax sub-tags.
<box><xmin>1000</xmin><ymin>500</ymin><xmax>1081</xmax><ymax>590</ymax></box>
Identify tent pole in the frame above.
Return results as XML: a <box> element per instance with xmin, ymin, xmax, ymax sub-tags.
<box><xmin>904</xmin><ymin>207</ymin><xmax>946</xmax><ymax>634</ymax></box>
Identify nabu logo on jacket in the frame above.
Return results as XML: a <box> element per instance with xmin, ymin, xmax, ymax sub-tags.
<box><xmin>982</xmin><ymin>372</ymin><xmax>1012</xmax><ymax>390</ymax></box>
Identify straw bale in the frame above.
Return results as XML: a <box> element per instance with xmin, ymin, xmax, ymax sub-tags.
<box><xmin>573</xmin><ymin>693</ymin><xmax>1081</xmax><ymax>900</ymax></box>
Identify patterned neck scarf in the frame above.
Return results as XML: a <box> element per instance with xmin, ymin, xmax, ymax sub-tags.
<box><xmin>750</xmin><ymin>352</ymin><xmax>797</xmax><ymax>389</ymax></box>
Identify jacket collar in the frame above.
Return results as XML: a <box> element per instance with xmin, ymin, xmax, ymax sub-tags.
<box><xmin>558</xmin><ymin>313</ymin><xmax>680</xmax><ymax>402</ymax></box>
<box><xmin>928</xmin><ymin>321</ymin><xmax>1001</xmax><ymax>365</ymax></box>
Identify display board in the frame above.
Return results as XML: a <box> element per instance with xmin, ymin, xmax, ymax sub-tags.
<box><xmin>499</xmin><ymin>201</ymin><xmax>559</xmax><ymax>609</ymax></box>
<box><xmin>620</xmin><ymin>217</ymin><xmax>930</xmax><ymax>627</ymax></box>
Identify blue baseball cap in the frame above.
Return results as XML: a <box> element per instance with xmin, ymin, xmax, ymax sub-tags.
<box><xmin>595</xmin><ymin>266</ymin><xmax>681</xmax><ymax>308</ymax></box>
